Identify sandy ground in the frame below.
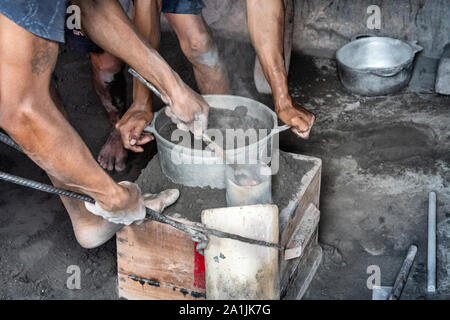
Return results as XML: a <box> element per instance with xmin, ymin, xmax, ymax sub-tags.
<box><xmin>0</xmin><ymin>32</ymin><xmax>449</xmax><ymax>300</ymax></box>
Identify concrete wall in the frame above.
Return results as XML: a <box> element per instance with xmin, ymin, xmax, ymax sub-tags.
<box><xmin>162</xmin><ymin>0</ymin><xmax>450</xmax><ymax>59</ymax></box>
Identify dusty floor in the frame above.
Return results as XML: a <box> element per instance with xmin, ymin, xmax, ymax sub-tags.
<box><xmin>0</xmin><ymin>32</ymin><xmax>449</xmax><ymax>300</ymax></box>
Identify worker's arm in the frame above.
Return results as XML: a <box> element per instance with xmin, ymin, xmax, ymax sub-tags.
<box><xmin>0</xmin><ymin>13</ymin><xmax>141</xmax><ymax>221</ymax></box>
<box><xmin>246</xmin><ymin>0</ymin><xmax>315</xmax><ymax>139</ymax></box>
<box><xmin>73</xmin><ymin>0</ymin><xmax>208</xmax><ymax>136</ymax></box>
<box><xmin>116</xmin><ymin>0</ymin><xmax>162</xmax><ymax>152</ymax></box>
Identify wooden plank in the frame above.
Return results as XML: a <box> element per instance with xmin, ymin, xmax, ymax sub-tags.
<box><xmin>283</xmin><ymin>242</ymin><xmax>323</xmax><ymax>300</ymax></box>
<box><xmin>277</xmin><ymin>153</ymin><xmax>321</xmax><ymax>299</ymax></box>
<box><xmin>118</xmin><ymin>274</ymin><xmax>205</xmax><ymax>300</ymax></box>
<box><xmin>282</xmin><ymin>227</ymin><xmax>320</xmax><ymax>298</ymax></box>
<box><xmin>117</xmin><ymin>151</ymin><xmax>322</xmax><ymax>300</ymax></box>
<box><xmin>280</xmin><ymin>153</ymin><xmax>322</xmax><ymax>247</ymax></box>
<box><xmin>116</xmin><ymin>220</ymin><xmax>205</xmax><ymax>300</ymax></box>
<box><xmin>283</xmin><ymin>203</ymin><xmax>320</xmax><ymax>260</ymax></box>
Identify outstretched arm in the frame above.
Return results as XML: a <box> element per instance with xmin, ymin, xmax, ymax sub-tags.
<box><xmin>116</xmin><ymin>0</ymin><xmax>162</xmax><ymax>152</ymax></box>
<box><xmin>0</xmin><ymin>14</ymin><xmax>137</xmax><ymax>215</ymax></box>
<box><xmin>0</xmin><ymin>10</ymin><xmax>178</xmax><ymax>248</ymax></box>
<box><xmin>246</xmin><ymin>0</ymin><xmax>315</xmax><ymax>139</ymax></box>
<box><xmin>73</xmin><ymin>0</ymin><xmax>208</xmax><ymax>135</ymax></box>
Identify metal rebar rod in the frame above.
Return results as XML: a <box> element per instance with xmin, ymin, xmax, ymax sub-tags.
<box><xmin>0</xmin><ymin>170</ymin><xmax>95</xmax><ymax>203</ymax></box>
<box><xmin>128</xmin><ymin>68</ymin><xmax>164</xmax><ymax>102</ymax></box>
<box><xmin>199</xmin><ymin>225</ymin><xmax>284</xmax><ymax>250</ymax></box>
<box><xmin>0</xmin><ymin>169</ymin><xmax>280</xmax><ymax>249</ymax></box>
<box><xmin>0</xmin><ymin>132</ymin><xmax>22</xmax><ymax>152</ymax></box>
<box><xmin>0</xmin><ymin>121</ymin><xmax>282</xmax><ymax>250</ymax></box>
<box><xmin>427</xmin><ymin>191</ymin><xmax>437</xmax><ymax>293</ymax></box>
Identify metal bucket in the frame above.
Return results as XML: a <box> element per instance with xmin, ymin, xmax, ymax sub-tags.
<box><xmin>145</xmin><ymin>95</ymin><xmax>281</xmax><ymax>189</ymax></box>
<box><xmin>336</xmin><ymin>35</ymin><xmax>423</xmax><ymax>96</ymax></box>
<box><xmin>225</xmin><ymin>163</ymin><xmax>273</xmax><ymax>207</ymax></box>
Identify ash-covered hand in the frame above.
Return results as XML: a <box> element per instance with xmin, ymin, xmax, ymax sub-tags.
<box><xmin>276</xmin><ymin>100</ymin><xmax>316</xmax><ymax>139</ymax></box>
<box><xmin>85</xmin><ymin>181</ymin><xmax>180</xmax><ymax>225</ymax></box>
<box><xmin>116</xmin><ymin>103</ymin><xmax>155</xmax><ymax>153</ymax></box>
<box><xmin>165</xmin><ymin>89</ymin><xmax>209</xmax><ymax>138</ymax></box>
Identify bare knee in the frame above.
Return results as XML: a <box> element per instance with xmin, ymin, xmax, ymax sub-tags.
<box><xmin>0</xmin><ymin>95</ymin><xmax>42</xmax><ymax>133</ymax></box>
<box><xmin>180</xmin><ymin>31</ymin><xmax>220</xmax><ymax>68</ymax></box>
<box><xmin>73</xmin><ymin>224</ymin><xmax>120</xmax><ymax>249</ymax></box>
<box><xmin>90</xmin><ymin>52</ymin><xmax>123</xmax><ymax>84</ymax></box>
<box><xmin>75</xmin><ymin>231</ymin><xmax>104</xmax><ymax>249</ymax></box>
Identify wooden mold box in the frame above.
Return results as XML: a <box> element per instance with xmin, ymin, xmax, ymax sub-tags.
<box><xmin>117</xmin><ymin>151</ymin><xmax>322</xmax><ymax>300</ymax></box>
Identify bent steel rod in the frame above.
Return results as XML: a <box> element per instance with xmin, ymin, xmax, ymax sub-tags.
<box><xmin>0</xmin><ymin>132</ymin><xmax>282</xmax><ymax>250</ymax></box>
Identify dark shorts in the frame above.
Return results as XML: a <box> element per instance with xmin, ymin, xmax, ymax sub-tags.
<box><xmin>66</xmin><ymin>0</ymin><xmax>206</xmax><ymax>54</ymax></box>
<box><xmin>162</xmin><ymin>0</ymin><xmax>205</xmax><ymax>15</ymax></box>
<box><xmin>0</xmin><ymin>0</ymin><xmax>67</xmax><ymax>43</ymax></box>
<box><xmin>65</xmin><ymin>0</ymin><xmax>134</xmax><ymax>54</ymax></box>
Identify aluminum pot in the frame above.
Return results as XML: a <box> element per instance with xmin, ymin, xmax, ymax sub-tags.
<box><xmin>144</xmin><ymin>95</ymin><xmax>280</xmax><ymax>189</ymax></box>
<box><xmin>336</xmin><ymin>35</ymin><xmax>423</xmax><ymax>96</ymax></box>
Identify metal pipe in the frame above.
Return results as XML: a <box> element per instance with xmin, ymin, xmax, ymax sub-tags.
<box><xmin>0</xmin><ymin>132</ymin><xmax>22</xmax><ymax>152</ymax></box>
<box><xmin>0</xmin><ymin>108</ymin><xmax>282</xmax><ymax>251</ymax></box>
<box><xmin>427</xmin><ymin>191</ymin><xmax>437</xmax><ymax>293</ymax></box>
<box><xmin>0</xmin><ymin>171</ymin><xmax>95</xmax><ymax>203</ymax></box>
<box><xmin>128</xmin><ymin>68</ymin><xmax>165</xmax><ymax>102</ymax></box>
<box><xmin>388</xmin><ymin>244</ymin><xmax>417</xmax><ymax>300</ymax></box>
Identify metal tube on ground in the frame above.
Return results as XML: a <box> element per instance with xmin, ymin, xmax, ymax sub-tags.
<box><xmin>427</xmin><ymin>191</ymin><xmax>437</xmax><ymax>293</ymax></box>
<box><xmin>388</xmin><ymin>244</ymin><xmax>418</xmax><ymax>300</ymax></box>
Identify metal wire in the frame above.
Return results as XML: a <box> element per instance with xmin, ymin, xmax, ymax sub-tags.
<box><xmin>0</xmin><ymin>121</ymin><xmax>283</xmax><ymax>250</ymax></box>
<box><xmin>0</xmin><ymin>132</ymin><xmax>22</xmax><ymax>152</ymax></box>
<box><xmin>0</xmin><ymin>171</ymin><xmax>95</xmax><ymax>203</ymax></box>
<box><xmin>0</xmin><ymin>132</ymin><xmax>95</xmax><ymax>202</ymax></box>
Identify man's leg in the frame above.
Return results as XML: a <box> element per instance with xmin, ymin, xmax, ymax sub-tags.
<box><xmin>90</xmin><ymin>51</ymin><xmax>128</xmax><ymax>172</ymax></box>
<box><xmin>49</xmin><ymin>85</ymin><xmax>124</xmax><ymax>248</ymax></box>
<box><xmin>164</xmin><ymin>13</ymin><xmax>230</xmax><ymax>94</ymax></box>
<box><xmin>0</xmin><ymin>13</ymin><xmax>128</xmax><ymax>248</ymax></box>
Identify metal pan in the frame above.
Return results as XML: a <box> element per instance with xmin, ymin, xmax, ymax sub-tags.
<box><xmin>336</xmin><ymin>35</ymin><xmax>423</xmax><ymax>96</ymax></box>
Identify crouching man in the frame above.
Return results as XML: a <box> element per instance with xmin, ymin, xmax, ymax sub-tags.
<box><xmin>0</xmin><ymin>0</ymin><xmax>208</xmax><ymax>248</ymax></box>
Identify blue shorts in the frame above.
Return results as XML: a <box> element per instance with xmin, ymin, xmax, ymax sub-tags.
<box><xmin>0</xmin><ymin>0</ymin><xmax>67</xmax><ymax>43</ymax></box>
<box><xmin>66</xmin><ymin>0</ymin><xmax>206</xmax><ymax>54</ymax></box>
<box><xmin>162</xmin><ymin>0</ymin><xmax>205</xmax><ymax>15</ymax></box>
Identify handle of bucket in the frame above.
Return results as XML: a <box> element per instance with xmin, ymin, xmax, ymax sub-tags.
<box><xmin>369</xmin><ymin>65</ymin><xmax>405</xmax><ymax>77</ymax></box>
<box><xmin>273</xmin><ymin>124</ymin><xmax>291</xmax><ymax>135</ymax></box>
<box><xmin>406</xmin><ymin>40</ymin><xmax>423</xmax><ymax>55</ymax></box>
<box><xmin>351</xmin><ymin>34</ymin><xmax>376</xmax><ymax>42</ymax></box>
<box><xmin>143</xmin><ymin>110</ymin><xmax>161</xmax><ymax>134</ymax></box>
<box><xmin>256</xmin><ymin>124</ymin><xmax>291</xmax><ymax>165</ymax></box>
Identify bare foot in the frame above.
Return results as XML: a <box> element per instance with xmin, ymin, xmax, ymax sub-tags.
<box><xmin>277</xmin><ymin>100</ymin><xmax>316</xmax><ymax>139</ymax></box>
<box><xmin>98</xmin><ymin>129</ymin><xmax>128</xmax><ymax>172</ymax></box>
<box><xmin>143</xmin><ymin>189</ymin><xmax>180</xmax><ymax>213</ymax></box>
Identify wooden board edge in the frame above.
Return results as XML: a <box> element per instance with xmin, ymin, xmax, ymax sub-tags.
<box><xmin>118</xmin><ymin>273</ymin><xmax>206</xmax><ymax>300</ymax></box>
